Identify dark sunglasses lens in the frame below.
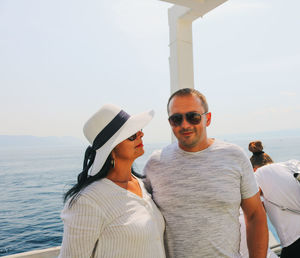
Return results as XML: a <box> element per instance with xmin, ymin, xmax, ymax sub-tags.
<box><xmin>186</xmin><ymin>112</ymin><xmax>202</xmax><ymax>124</ymax></box>
<box><xmin>169</xmin><ymin>114</ymin><xmax>183</xmax><ymax>126</ymax></box>
<box><xmin>127</xmin><ymin>133</ymin><xmax>137</xmax><ymax>141</ymax></box>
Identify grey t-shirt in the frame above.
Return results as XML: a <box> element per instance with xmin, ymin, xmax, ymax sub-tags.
<box><xmin>144</xmin><ymin>139</ymin><xmax>258</xmax><ymax>258</ymax></box>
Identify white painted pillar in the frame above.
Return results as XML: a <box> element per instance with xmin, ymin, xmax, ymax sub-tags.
<box><xmin>168</xmin><ymin>5</ymin><xmax>194</xmax><ymax>93</ymax></box>
<box><xmin>160</xmin><ymin>0</ymin><xmax>228</xmax><ymax>94</ymax></box>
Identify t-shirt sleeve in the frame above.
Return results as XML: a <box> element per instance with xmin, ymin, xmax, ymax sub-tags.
<box><xmin>254</xmin><ymin>170</ymin><xmax>263</xmax><ymax>189</ymax></box>
<box><xmin>59</xmin><ymin>196</ymin><xmax>105</xmax><ymax>258</ymax></box>
<box><xmin>143</xmin><ymin>157</ymin><xmax>155</xmax><ymax>194</ymax></box>
<box><xmin>239</xmin><ymin>151</ymin><xmax>259</xmax><ymax>199</ymax></box>
<box><xmin>143</xmin><ymin>150</ymin><xmax>161</xmax><ymax>194</ymax></box>
<box><xmin>142</xmin><ymin>172</ymin><xmax>153</xmax><ymax>194</ymax></box>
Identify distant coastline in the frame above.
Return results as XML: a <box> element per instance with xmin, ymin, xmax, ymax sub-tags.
<box><xmin>0</xmin><ymin>128</ymin><xmax>299</xmax><ymax>147</ymax></box>
<box><xmin>216</xmin><ymin>128</ymin><xmax>300</xmax><ymax>141</ymax></box>
<box><xmin>0</xmin><ymin>135</ymin><xmax>85</xmax><ymax>147</ymax></box>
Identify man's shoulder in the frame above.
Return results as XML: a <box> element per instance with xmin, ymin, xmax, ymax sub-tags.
<box><xmin>214</xmin><ymin>138</ymin><xmax>238</xmax><ymax>147</ymax></box>
<box><xmin>147</xmin><ymin>142</ymin><xmax>177</xmax><ymax>162</ymax></box>
<box><xmin>213</xmin><ymin>139</ymin><xmax>245</xmax><ymax>154</ymax></box>
<box><xmin>147</xmin><ymin>148</ymin><xmax>162</xmax><ymax>163</ymax></box>
<box><xmin>144</xmin><ymin>143</ymin><xmax>178</xmax><ymax>173</ymax></box>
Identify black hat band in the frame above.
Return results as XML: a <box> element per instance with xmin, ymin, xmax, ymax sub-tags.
<box><xmin>92</xmin><ymin>110</ymin><xmax>130</xmax><ymax>150</ymax></box>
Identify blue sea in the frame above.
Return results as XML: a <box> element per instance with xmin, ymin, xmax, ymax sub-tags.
<box><xmin>1</xmin><ymin>136</ymin><xmax>300</xmax><ymax>256</ymax></box>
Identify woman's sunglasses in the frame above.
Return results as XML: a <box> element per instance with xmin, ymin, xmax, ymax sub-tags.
<box><xmin>127</xmin><ymin>130</ymin><xmax>142</xmax><ymax>141</ymax></box>
<box><xmin>168</xmin><ymin>111</ymin><xmax>208</xmax><ymax>127</ymax></box>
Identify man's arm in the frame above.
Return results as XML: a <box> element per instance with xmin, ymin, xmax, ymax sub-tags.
<box><xmin>241</xmin><ymin>192</ymin><xmax>268</xmax><ymax>258</ymax></box>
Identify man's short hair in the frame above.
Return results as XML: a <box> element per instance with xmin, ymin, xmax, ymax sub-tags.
<box><xmin>167</xmin><ymin>88</ymin><xmax>209</xmax><ymax>114</ymax></box>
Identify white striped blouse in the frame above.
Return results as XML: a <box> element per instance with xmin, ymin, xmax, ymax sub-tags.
<box><xmin>59</xmin><ymin>177</ymin><xmax>165</xmax><ymax>258</ymax></box>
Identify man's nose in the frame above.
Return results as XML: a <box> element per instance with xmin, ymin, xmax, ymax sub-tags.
<box><xmin>180</xmin><ymin>117</ymin><xmax>191</xmax><ymax>128</ymax></box>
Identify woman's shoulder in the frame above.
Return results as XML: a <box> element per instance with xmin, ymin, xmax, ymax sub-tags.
<box><xmin>76</xmin><ymin>179</ymin><xmax>113</xmax><ymax>204</ymax></box>
<box><xmin>85</xmin><ymin>178</ymin><xmax>112</xmax><ymax>192</ymax></box>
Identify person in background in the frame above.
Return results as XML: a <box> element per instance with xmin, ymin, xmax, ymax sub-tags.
<box><xmin>249</xmin><ymin>141</ymin><xmax>300</xmax><ymax>258</ymax></box>
<box><xmin>59</xmin><ymin>104</ymin><xmax>165</xmax><ymax>258</ymax></box>
<box><xmin>249</xmin><ymin>141</ymin><xmax>274</xmax><ymax>171</ymax></box>
<box><xmin>144</xmin><ymin>88</ymin><xmax>268</xmax><ymax>258</ymax></box>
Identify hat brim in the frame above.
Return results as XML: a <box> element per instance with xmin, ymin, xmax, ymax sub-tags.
<box><xmin>89</xmin><ymin>109</ymin><xmax>154</xmax><ymax>176</ymax></box>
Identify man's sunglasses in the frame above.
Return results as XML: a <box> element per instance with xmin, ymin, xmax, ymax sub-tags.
<box><xmin>168</xmin><ymin>111</ymin><xmax>208</xmax><ymax>127</ymax></box>
<box><xmin>127</xmin><ymin>130</ymin><xmax>142</xmax><ymax>141</ymax></box>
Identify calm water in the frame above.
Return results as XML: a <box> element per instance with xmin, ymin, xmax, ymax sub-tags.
<box><xmin>1</xmin><ymin>137</ymin><xmax>300</xmax><ymax>256</ymax></box>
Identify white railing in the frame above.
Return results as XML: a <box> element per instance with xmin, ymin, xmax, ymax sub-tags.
<box><xmin>2</xmin><ymin>246</ymin><xmax>60</xmax><ymax>258</ymax></box>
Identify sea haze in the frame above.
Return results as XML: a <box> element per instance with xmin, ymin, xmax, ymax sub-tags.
<box><xmin>0</xmin><ymin>135</ymin><xmax>85</xmax><ymax>147</ymax></box>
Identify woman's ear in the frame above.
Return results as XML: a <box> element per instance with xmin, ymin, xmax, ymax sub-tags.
<box><xmin>110</xmin><ymin>150</ymin><xmax>116</xmax><ymax>160</ymax></box>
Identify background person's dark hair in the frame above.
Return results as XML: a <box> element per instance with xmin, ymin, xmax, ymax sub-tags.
<box><xmin>167</xmin><ymin>88</ymin><xmax>209</xmax><ymax>114</ymax></box>
<box><xmin>248</xmin><ymin>141</ymin><xmax>274</xmax><ymax>169</ymax></box>
<box><xmin>64</xmin><ymin>154</ymin><xmax>143</xmax><ymax>207</ymax></box>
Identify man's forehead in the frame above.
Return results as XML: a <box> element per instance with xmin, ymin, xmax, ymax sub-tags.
<box><xmin>169</xmin><ymin>95</ymin><xmax>204</xmax><ymax>113</ymax></box>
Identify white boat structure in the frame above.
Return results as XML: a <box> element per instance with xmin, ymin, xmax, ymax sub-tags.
<box><xmin>3</xmin><ymin>247</ymin><xmax>60</xmax><ymax>258</ymax></box>
<box><xmin>3</xmin><ymin>0</ymin><xmax>282</xmax><ymax>257</ymax></box>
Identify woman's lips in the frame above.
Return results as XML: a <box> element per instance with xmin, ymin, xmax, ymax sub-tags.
<box><xmin>136</xmin><ymin>143</ymin><xmax>144</xmax><ymax>148</ymax></box>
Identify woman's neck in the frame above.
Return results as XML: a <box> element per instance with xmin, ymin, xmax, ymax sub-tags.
<box><xmin>106</xmin><ymin>161</ymin><xmax>133</xmax><ymax>183</ymax></box>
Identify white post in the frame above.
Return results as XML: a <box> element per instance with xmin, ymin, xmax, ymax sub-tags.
<box><xmin>160</xmin><ymin>0</ymin><xmax>228</xmax><ymax>94</ymax></box>
<box><xmin>168</xmin><ymin>5</ymin><xmax>194</xmax><ymax>93</ymax></box>
<box><xmin>159</xmin><ymin>0</ymin><xmax>228</xmax><ymax>142</ymax></box>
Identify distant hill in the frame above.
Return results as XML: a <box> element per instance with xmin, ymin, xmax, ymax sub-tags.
<box><xmin>217</xmin><ymin>128</ymin><xmax>300</xmax><ymax>141</ymax></box>
<box><xmin>0</xmin><ymin>135</ymin><xmax>86</xmax><ymax>147</ymax></box>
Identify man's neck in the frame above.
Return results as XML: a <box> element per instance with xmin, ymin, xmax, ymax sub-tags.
<box><xmin>179</xmin><ymin>138</ymin><xmax>215</xmax><ymax>152</ymax></box>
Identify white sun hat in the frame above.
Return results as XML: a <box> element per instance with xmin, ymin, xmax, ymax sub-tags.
<box><xmin>83</xmin><ymin>104</ymin><xmax>154</xmax><ymax>176</ymax></box>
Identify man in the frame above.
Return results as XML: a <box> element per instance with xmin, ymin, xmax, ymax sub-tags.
<box><xmin>144</xmin><ymin>88</ymin><xmax>268</xmax><ymax>258</ymax></box>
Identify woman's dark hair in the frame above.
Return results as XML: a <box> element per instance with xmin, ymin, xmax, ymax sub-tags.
<box><xmin>64</xmin><ymin>153</ymin><xmax>144</xmax><ymax>207</ymax></box>
<box><xmin>248</xmin><ymin>141</ymin><xmax>274</xmax><ymax>169</ymax></box>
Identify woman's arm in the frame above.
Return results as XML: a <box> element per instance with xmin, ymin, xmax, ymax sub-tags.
<box><xmin>59</xmin><ymin>196</ymin><xmax>105</xmax><ymax>258</ymax></box>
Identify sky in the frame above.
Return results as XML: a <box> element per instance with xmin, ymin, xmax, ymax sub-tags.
<box><xmin>0</xmin><ymin>0</ymin><xmax>299</xmax><ymax>144</ymax></box>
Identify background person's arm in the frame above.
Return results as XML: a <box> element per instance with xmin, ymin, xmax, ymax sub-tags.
<box><xmin>241</xmin><ymin>192</ymin><xmax>268</xmax><ymax>258</ymax></box>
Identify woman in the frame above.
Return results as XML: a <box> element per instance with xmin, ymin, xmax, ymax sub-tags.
<box><xmin>248</xmin><ymin>141</ymin><xmax>300</xmax><ymax>258</ymax></box>
<box><xmin>249</xmin><ymin>141</ymin><xmax>274</xmax><ymax>171</ymax></box>
<box><xmin>59</xmin><ymin>104</ymin><xmax>165</xmax><ymax>258</ymax></box>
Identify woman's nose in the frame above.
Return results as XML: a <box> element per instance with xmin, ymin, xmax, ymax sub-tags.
<box><xmin>137</xmin><ymin>130</ymin><xmax>144</xmax><ymax>138</ymax></box>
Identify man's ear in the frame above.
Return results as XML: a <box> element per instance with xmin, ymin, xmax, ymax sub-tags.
<box><xmin>206</xmin><ymin>112</ymin><xmax>212</xmax><ymax>127</ymax></box>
